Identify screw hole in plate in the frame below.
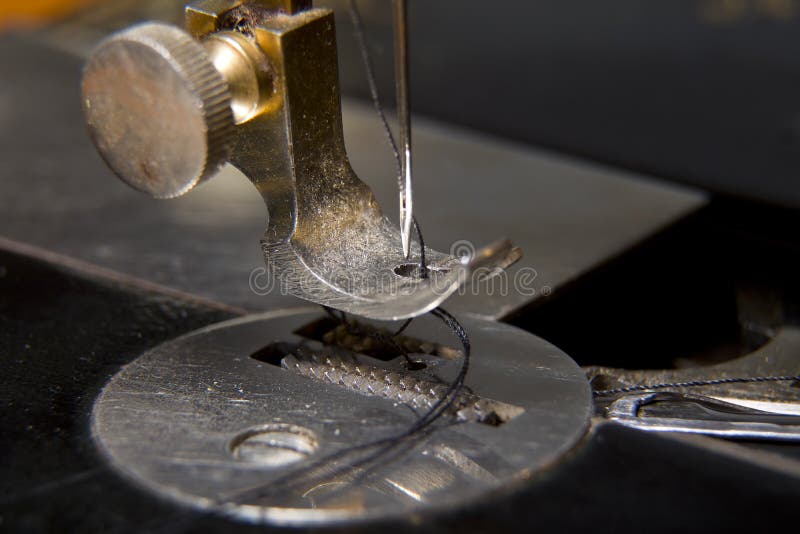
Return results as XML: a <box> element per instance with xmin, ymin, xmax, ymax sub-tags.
<box><xmin>230</xmin><ymin>424</ymin><xmax>318</xmax><ymax>467</ymax></box>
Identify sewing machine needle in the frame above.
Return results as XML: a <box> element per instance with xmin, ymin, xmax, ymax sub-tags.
<box><xmin>393</xmin><ymin>0</ymin><xmax>413</xmax><ymax>259</ymax></box>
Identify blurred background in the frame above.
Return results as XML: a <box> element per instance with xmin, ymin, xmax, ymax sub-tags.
<box><xmin>3</xmin><ymin>2</ymin><xmax>800</xmax><ymax>531</ymax></box>
<box><xmin>3</xmin><ymin>0</ymin><xmax>800</xmax><ymax>207</ymax></box>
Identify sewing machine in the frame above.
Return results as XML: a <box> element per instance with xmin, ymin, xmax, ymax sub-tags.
<box><xmin>2</xmin><ymin>1</ymin><xmax>800</xmax><ymax>531</ymax></box>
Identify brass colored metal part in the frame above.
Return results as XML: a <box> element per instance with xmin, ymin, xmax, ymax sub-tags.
<box><xmin>256</xmin><ymin>0</ymin><xmax>312</xmax><ymax>14</ymax></box>
<box><xmin>203</xmin><ymin>31</ymin><xmax>273</xmax><ymax>124</ymax></box>
<box><xmin>186</xmin><ymin>0</ymin><xmax>244</xmax><ymax>38</ymax></box>
<box><xmin>81</xmin><ymin>2</ymin><xmax>520</xmax><ymax>319</ymax></box>
<box><xmin>186</xmin><ymin>0</ymin><xmax>311</xmax><ymax>38</ymax></box>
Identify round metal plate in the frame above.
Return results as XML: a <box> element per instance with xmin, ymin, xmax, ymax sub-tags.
<box><xmin>91</xmin><ymin>308</ymin><xmax>591</xmax><ymax>525</ymax></box>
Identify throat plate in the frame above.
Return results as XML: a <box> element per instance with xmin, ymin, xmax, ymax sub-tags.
<box><xmin>91</xmin><ymin>308</ymin><xmax>591</xmax><ymax>526</ymax></box>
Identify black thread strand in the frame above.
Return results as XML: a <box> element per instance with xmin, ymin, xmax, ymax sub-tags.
<box><xmin>232</xmin><ymin>1</ymin><xmax>474</xmax><ymax>502</ymax></box>
<box><xmin>350</xmin><ymin>0</ymin><xmax>428</xmax><ymax>277</ymax></box>
<box><xmin>594</xmin><ymin>374</ymin><xmax>800</xmax><ymax>397</ymax></box>
<box><xmin>393</xmin><ymin>317</ymin><xmax>413</xmax><ymax>336</ymax></box>
<box><xmin>348</xmin><ymin>0</ymin><xmax>402</xmax><ymax>178</ymax></box>
<box><xmin>231</xmin><ymin>306</ymin><xmax>471</xmax><ymax>502</ymax></box>
<box><xmin>413</xmin><ymin>215</ymin><xmax>428</xmax><ymax>279</ymax></box>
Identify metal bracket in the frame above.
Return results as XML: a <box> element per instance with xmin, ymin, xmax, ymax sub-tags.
<box><xmin>605</xmin><ymin>391</ymin><xmax>800</xmax><ymax>441</ymax></box>
<box><xmin>81</xmin><ymin>0</ymin><xmax>520</xmax><ymax>320</ymax></box>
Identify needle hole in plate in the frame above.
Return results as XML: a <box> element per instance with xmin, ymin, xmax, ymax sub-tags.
<box><xmin>393</xmin><ymin>263</ymin><xmax>450</xmax><ymax>278</ymax></box>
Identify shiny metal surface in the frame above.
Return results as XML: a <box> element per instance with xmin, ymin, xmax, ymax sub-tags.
<box><xmin>203</xmin><ymin>30</ymin><xmax>272</xmax><ymax>125</ymax></box>
<box><xmin>81</xmin><ymin>22</ymin><xmax>236</xmax><ymax>198</ymax></box>
<box><xmin>588</xmin><ymin>326</ymin><xmax>800</xmax><ymax>406</ymax></box>
<box><xmin>392</xmin><ymin>0</ymin><xmax>413</xmax><ymax>258</ymax></box>
<box><xmin>78</xmin><ymin>3</ymin><xmax>519</xmax><ymax>320</ymax></box>
<box><xmin>605</xmin><ymin>392</ymin><xmax>800</xmax><ymax>442</ymax></box>
<box><xmin>282</xmin><ymin>351</ymin><xmax>526</xmax><ymax>424</ymax></box>
<box><xmin>228</xmin><ymin>6</ymin><xmax>516</xmax><ymax>320</ymax></box>
<box><xmin>0</xmin><ymin>35</ymin><xmax>704</xmax><ymax>319</ymax></box>
<box><xmin>91</xmin><ymin>308</ymin><xmax>592</xmax><ymax>525</ymax></box>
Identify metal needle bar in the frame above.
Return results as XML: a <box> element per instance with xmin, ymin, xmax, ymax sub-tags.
<box><xmin>393</xmin><ymin>0</ymin><xmax>413</xmax><ymax>259</ymax></box>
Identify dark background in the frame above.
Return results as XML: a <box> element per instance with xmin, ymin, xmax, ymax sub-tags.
<box><xmin>3</xmin><ymin>1</ymin><xmax>800</xmax><ymax>531</ymax></box>
<box><xmin>327</xmin><ymin>0</ymin><xmax>800</xmax><ymax>208</ymax></box>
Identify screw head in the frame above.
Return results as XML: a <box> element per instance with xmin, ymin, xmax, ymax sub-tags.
<box><xmin>81</xmin><ymin>22</ymin><xmax>235</xmax><ymax>198</ymax></box>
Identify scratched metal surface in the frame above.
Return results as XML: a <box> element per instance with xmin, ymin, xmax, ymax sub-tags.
<box><xmin>0</xmin><ymin>35</ymin><xmax>704</xmax><ymax>319</ymax></box>
<box><xmin>5</xmin><ymin>245</ymin><xmax>800</xmax><ymax>532</ymax></box>
<box><xmin>91</xmin><ymin>309</ymin><xmax>592</xmax><ymax>525</ymax></box>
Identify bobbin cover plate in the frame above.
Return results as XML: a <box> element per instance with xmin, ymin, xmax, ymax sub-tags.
<box><xmin>81</xmin><ymin>22</ymin><xmax>236</xmax><ymax>198</ymax></box>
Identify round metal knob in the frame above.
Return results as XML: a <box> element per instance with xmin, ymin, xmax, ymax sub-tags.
<box><xmin>81</xmin><ymin>22</ymin><xmax>235</xmax><ymax>198</ymax></box>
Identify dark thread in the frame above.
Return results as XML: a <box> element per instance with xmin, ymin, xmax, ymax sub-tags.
<box><xmin>227</xmin><ymin>2</ymin><xmax>474</xmax><ymax>502</ymax></box>
<box><xmin>413</xmin><ymin>215</ymin><xmax>428</xmax><ymax>279</ymax></box>
<box><xmin>594</xmin><ymin>374</ymin><xmax>800</xmax><ymax>397</ymax></box>
<box><xmin>323</xmin><ymin>305</ymin><xmax>416</xmax><ymax>366</ymax></box>
<box><xmin>322</xmin><ymin>304</ymin><xmax>345</xmax><ymax>324</ymax></box>
<box><xmin>393</xmin><ymin>316</ymin><xmax>413</xmax><ymax>336</ymax></box>
<box><xmin>230</xmin><ymin>306</ymin><xmax>470</xmax><ymax>502</ymax></box>
<box><xmin>136</xmin><ymin>4</ymin><xmax>460</xmax><ymax>526</ymax></box>
<box><xmin>348</xmin><ymin>0</ymin><xmax>402</xmax><ymax>178</ymax></box>
<box><xmin>350</xmin><ymin>0</ymin><xmax>428</xmax><ymax>277</ymax></box>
